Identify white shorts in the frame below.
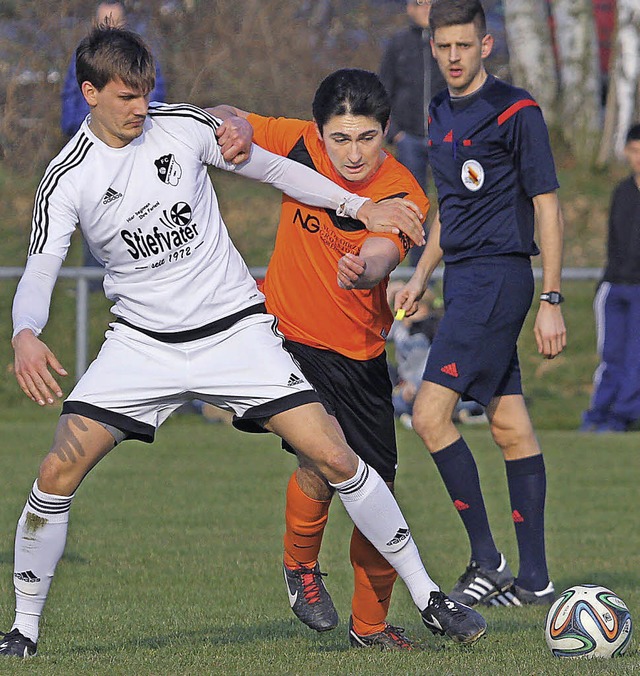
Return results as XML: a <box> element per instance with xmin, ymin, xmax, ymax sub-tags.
<box><xmin>62</xmin><ymin>313</ymin><xmax>318</xmax><ymax>442</ymax></box>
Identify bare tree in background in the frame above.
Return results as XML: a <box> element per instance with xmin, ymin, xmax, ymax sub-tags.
<box><xmin>503</xmin><ymin>0</ymin><xmax>557</xmax><ymax>123</ymax></box>
<box><xmin>552</xmin><ymin>0</ymin><xmax>602</xmax><ymax>161</ymax></box>
<box><xmin>598</xmin><ymin>0</ymin><xmax>640</xmax><ymax>164</ymax></box>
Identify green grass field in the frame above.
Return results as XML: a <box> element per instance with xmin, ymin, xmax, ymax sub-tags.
<box><xmin>0</xmin><ymin>416</ymin><xmax>638</xmax><ymax>674</ymax></box>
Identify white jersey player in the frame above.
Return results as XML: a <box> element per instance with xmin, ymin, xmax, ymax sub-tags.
<box><xmin>1</xmin><ymin>25</ymin><xmax>486</xmax><ymax>658</ymax></box>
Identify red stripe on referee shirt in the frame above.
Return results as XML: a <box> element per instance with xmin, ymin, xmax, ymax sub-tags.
<box><xmin>497</xmin><ymin>99</ymin><xmax>538</xmax><ymax>126</ymax></box>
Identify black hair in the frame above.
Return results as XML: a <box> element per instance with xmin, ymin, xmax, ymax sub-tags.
<box><xmin>75</xmin><ymin>25</ymin><xmax>155</xmax><ymax>93</ymax></box>
<box><xmin>312</xmin><ymin>69</ymin><xmax>391</xmax><ymax>134</ymax></box>
<box><xmin>626</xmin><ymin>123</ymin><xmax>640</xmax><ymax>144</ymax></box>
<box><xmin>429</xmin><ymin>0</ymin><xmax>487</xmax><ymax>38</ymax></box>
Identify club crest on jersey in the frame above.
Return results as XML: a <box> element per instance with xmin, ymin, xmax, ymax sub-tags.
<box><xmin>154</xmin><ymin>154</ymin><xmax>182</xmax><ymax>186</ymax></box>
<box><xmin>461</xmin><ymin>159</ymin><xmax>485</xmax><ymax>192</ymax></box>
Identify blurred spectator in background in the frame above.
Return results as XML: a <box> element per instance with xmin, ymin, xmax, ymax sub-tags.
<box><xmin>379</xmin><ymin>0</ymin><xmax>446</xmax><ymax>266</ymax></box>
<box><xmin>387</xmin><ymin>281</ymin><xmax>486</xmax><ymax>429</ymax></box>
<box><xmin>61</xmin><ymin>1</ymin><xmax>166</xmax><ymax>287</ymax></box>
<box><xmin>581</xmin><ymin>123</ymin><xmax>640</xmax><ymax>433</ymax></box>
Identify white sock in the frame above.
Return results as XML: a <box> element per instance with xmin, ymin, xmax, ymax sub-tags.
<box><xmin>331</xmin><ymin>459</ymin><xmax>438</xmax><ymax>610</ymax></box>
<box><xmin>12</xmin><ymin>480</ymin><xmax>74</xmax><ymax>643</ymax></box>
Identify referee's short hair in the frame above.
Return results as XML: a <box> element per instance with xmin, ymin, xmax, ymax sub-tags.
<box><xmin>312</xmin><ymin>69</ymin><xmax>391</xmax><ymax>135</ymax></box>
<box><xmin>430</xmin><ymin>0</ymin><xmax>487</xmax><ymax>38</ymax></box>
<box><xmin>75</xmin><ymin>25</ymin><xmax>156</xmax><ymax>94</ymax></box>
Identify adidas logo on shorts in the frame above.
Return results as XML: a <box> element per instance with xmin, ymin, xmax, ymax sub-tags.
<box><xmin>287</xmin><ymin>373</ymin><xmax>304</xmax><ymax>387</ymax></box>
<box><xmin>441</xmin><ymin>362</ymin><xmax>459</xmax><ymax>377</ymax></box>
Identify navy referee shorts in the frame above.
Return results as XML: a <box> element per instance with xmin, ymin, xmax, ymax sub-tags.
<box><xmin>423</xmin><ymin>254</ymin><xmax>534</xmax><ymax>406</ymax></box>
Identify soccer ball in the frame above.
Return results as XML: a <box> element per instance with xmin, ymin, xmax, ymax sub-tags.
<box><xmin>545</xmin><ymin>584</ymin><xmax>633</xmax><ymax>658</ymax></box>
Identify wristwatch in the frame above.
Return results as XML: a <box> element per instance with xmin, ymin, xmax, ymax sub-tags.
<box><xmin>540</xmin><ymin>291</ymin><xmax>564</xmax><ymax>305</ymax></box>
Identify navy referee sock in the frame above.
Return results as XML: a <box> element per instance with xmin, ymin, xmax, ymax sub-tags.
<box><xmin>505</xmin><ymin>454</ymin><xmax>549</xmax><ymax>592</ymax></box>
<box><xmin>432</xmin><ymin>437</ymin><xmax>501</xmax><ymax>570</ymax></box>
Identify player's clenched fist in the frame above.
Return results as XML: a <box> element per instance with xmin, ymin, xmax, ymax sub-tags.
<box><xmin>215</xmin><ymin>115</ymin><xmax>253</xmax><ymax>164</ymax></box>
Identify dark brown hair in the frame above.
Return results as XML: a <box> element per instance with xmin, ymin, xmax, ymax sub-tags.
<box><xmin>76</xmin><ymin>25</ymin><xmax>155</xmax><ymax>93</ymax></box>
<box><xmin>429</xmin><ymin>0</ymin><xmax>487</xmax><ymax>38</ymax></box>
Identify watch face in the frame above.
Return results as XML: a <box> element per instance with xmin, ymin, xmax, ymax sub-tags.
<box><xmin>541</xmin><ymin>292</ymin><xmax>563</xmax><ymax>304</ymax></box>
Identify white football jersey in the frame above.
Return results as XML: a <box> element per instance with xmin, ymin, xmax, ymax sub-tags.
<box><xmin>28</xmin><ymin>103</ymin><xmax>264</xmax><ymax>332</ymax></box>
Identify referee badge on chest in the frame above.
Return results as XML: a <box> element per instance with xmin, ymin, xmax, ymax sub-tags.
<box><xmin>461</xmin><ymin>159</ymin><xmax>485</xmax><ymax>192</ymax></box>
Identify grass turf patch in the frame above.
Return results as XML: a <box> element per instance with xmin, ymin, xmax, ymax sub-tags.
<box><xmin>0</xmin><ymin>419</ymin><xmax>637</xmax><ymax>674</ymax></box>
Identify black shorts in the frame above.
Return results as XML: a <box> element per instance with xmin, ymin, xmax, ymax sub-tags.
<box><xmin>423</xmin><ymin>255</ymin><xmax>534</xmax><ymax>406</ymax></box>
<box><xmin>283</xmin><ymin>340</ymin><xmax>398</xmax><ymax>482</ymax></box>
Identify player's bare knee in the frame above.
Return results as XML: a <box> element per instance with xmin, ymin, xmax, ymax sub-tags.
<box><xmin>37</xmin><ymin>454</ymin><xmax>76</xmax><ymax>496</ymax></box>
<box><xmin>490</xmin><ymin>425</ymin><xmax>515</xmax><ymax>452</ymax></box>
<box><xmin>315</xmin><ymin>444</ymin><xmax>359</xmax><ymax>484</ymax></box>
<box><xmin>411</xmin><ymin>408</ymin><xmax>442</xmax><ymax>449</ymax></box>
<box><xmin>411</xmin><ymin>413</ymin><xmax>427</xmax><ymax>442</ymax></box>
<box><xmin>490</xmin><ymin>422</ymin><xmax>537</xmax><ymax>458</ymax></box>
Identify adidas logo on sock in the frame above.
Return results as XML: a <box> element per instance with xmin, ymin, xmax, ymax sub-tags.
<box><xmin>386</xmin><ymin>527</ymin><xmax>410</xmax><ymax>547</ymax></box>
<box><xmin>287</xmin><ymin>373</ymin><xmax>304</xmax><ymax>387</ymax></box>
<box><xmin>440</xmin><ymin>362</ymin><xmax>459</xmax><ymax>377</ymax></box>
<box><xmin>102</xmin><ymin>187</ymin><xmax>123</xmax><ymax>205</ymax></box>
<box><xmin>14</xmin><ymin>570</ymin><xmax>40</xmax><ymax>584</ymax></box>
<box><xmin>512</xmin><ymin>510</ymin><xmax>525</xmax><ymax>523</ymax></box>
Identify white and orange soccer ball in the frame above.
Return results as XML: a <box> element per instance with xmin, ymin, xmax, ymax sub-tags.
<box><xmin>545</xmin><ymin>584</ymin><xmax>632</xmax><ymax>658</ymax></box>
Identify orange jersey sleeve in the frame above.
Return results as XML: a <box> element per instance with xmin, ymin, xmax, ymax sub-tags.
<box><xmin>249</xmin><ymin>113</ymin><xmax>429</xmax><ymax>360</ymax></box>
<box><xmin>247</xmin><ymin>114</ymin><xmax>310</xmax><ymax>157</ymax></box>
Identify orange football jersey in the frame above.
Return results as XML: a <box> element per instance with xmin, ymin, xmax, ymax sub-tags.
<box><xmin>248</xmin><ymin>113</ymin><xmax>429</xmax><ymax>360</ymax></box>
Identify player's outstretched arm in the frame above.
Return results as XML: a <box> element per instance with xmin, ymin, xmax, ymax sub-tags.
<box><xmin>12</xmin><ymin>253</ymin><xmax>67</xmax><ymax>405</ymax></box>
<box><xmin>533</xmin><ymin>191</ymin><xmax>567</xmax><ymax>359</ymax></box>
<box><xmin>356</xmin><ymin>197</ymin><xmax>426</xmax><ymax>247</ymax></box>
<box><xmin>209</xmin><ymin>104</ymin><xmax>426</xmax><ymax>246</ymax></box>
<box><xmin>394</xmin><ymin>210</ymin><xmax>443</xmax><ymax>317</ymax></box>
<box><xmin>337</xmin><ymin>237</ymin><xmax>401</xmax><ymax>290</ymax></box>
<box><xmin>228</xmin><ymin>143</ymin><xmax>370</xmax><ymax>219</ymax></box>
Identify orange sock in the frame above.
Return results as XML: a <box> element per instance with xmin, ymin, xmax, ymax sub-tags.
<box><xmin>283</xmin><ymin>471</ymin><xmax>330</xmax><ymax>569</ymax></box>
<box><xmin>350</xmin><ymin>526</ymin><xmax>398</xmax><ymax>636</ymax></box>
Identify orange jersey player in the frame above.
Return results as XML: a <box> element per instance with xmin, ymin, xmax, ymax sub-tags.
<box><xmin>212</xmin><ymin>68</ymin><xmax>435</xmax><ymax>650</ymax></box>
<box><xmin>250</xmin><ymin>113</ymin><xmax>426</xmax><ymax>360</ymax></box>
